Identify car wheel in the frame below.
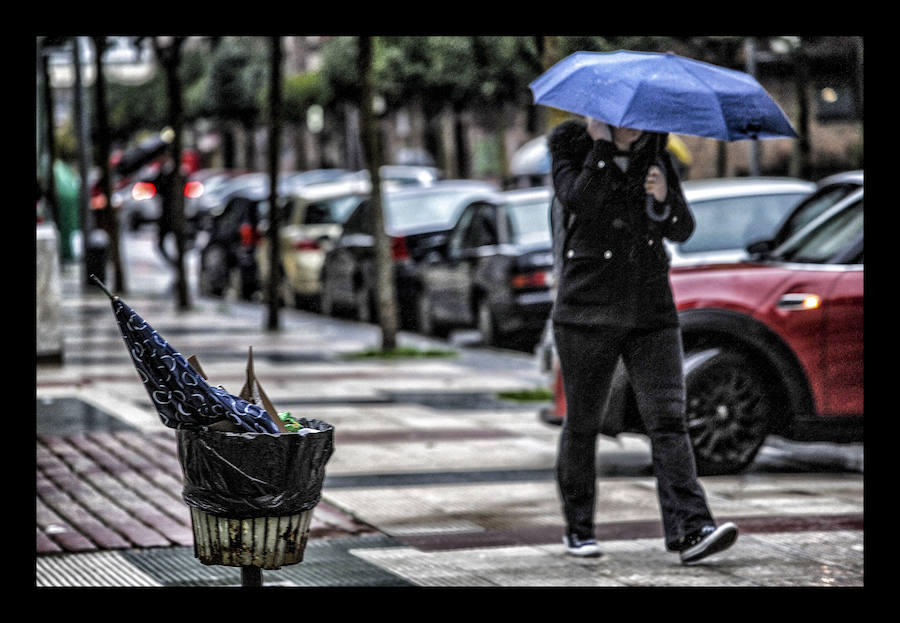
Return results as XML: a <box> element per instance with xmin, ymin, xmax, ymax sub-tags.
<box><xmin>683</xmin><ymin>348</ymin><xmax>773</xmax><ymax>476</ymax></box>
<box><xmin>318</xmin><ymin>276</ymin><xmax>334</xmax><ymax>316</ymax></box>
<box><xmin>355</xmin><ymin>286</ymin><xmax>374</xmax><ymax>323</ymax></box>
<box><xmin>477</xmin><ymin>297</ymin><xmax>501</xmax><ymax>346</ymax></box>
<box><xmin>416</xmin><ymin>291</ymin><xmax>435</xmax><ymax>335</ymax></box>
<box><xmin>200</xmin><ymin>244</ymin><xmax>229</xmax><ymax>297</ymax></box>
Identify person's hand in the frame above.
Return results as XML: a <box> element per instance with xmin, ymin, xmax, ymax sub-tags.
<box><xmin>645</xmin><ymin>166</ymin><xmax>667</xmax><ymax>202</ymax></box>
<box><xmin>586</xmin><ymin>117</ymin><xmax>612</xmax><ymax>142</ymax></box>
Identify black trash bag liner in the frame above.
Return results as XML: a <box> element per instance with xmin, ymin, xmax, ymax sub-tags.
<box><xmin>177</xmin><ymin>418</ymin><xmax>334</xmax><ymax>518</ymax></box>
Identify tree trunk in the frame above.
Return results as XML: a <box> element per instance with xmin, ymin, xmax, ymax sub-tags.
<box><xmin>92</xmin><ymin>36</ymin><xmax>126</xmax><ymax>294</ymax></box>
<box><xmin>358</xmin><ymin>36</ymin><xmax>398</xmax><ymax>351</ymax></box>
<box><xmin>791</xmin><ymin>41</ymin><xmax>812</xmax><ymax>179</ymax></box>
<box><xmin>154</xmin><ymin>36</ymin><xmax>190</xmax><ymax>311</ymax></box>
<box><xmin>266</xmin><ymin>36</ymin><xmax>283</xmax><ymax>331</ymax></box>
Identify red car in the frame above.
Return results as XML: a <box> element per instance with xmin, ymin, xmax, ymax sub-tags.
<box><xmin>542</xmin><ymin>188</ymin><xmax>863</xmax><ymax>475</ymax></box>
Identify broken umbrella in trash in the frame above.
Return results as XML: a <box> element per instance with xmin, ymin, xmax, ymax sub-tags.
<box><xmin>90</xmin><ymin>274</ymin><xmax>284</xmax><ymax>433</ymax></box>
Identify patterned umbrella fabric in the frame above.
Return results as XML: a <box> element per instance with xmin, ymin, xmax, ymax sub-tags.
<box><xmin>91</xmin><ymin>274</ymin><xmax>282</xmax><ymax>433</ymax></box>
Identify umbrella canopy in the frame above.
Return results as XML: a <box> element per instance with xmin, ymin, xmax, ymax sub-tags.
<box><xmin>91</xmin><ymin>275</ymin><xmax>282</xmax><ymax>433</ymax></box>
<box><xmin>530</xmin><ymin>50</ymin><xmax>798</xmax><ymax>141</ymax></box>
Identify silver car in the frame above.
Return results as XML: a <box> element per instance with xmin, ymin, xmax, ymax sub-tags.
<box><xmin>669</xmin><ymin>177</ymin><xmax>816</xmax><ymax>266</ymax></box>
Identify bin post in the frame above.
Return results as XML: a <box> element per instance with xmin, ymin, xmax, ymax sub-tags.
<box><xmin>242</xmin><ymin>566</ymin><xmax>262</xmax><ymax>587</ymax></box>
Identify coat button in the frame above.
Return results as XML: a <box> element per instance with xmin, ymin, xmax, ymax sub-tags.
<box><xmin>597</xmin><ymin>160</ymin><xmax>606</xmax><ymax>169</ymax></box>
<box><xmin>648</xmin><ymin>239</ymin><xmax>654</xmax><ymax>246</ymax></box>
<box><xmin>566</xmin><ymin>249</ymin><xmax>575</xmax><ymax>259</ymax></box>
<box><xmin>672</xmin><ymin>216</ymin><xmax>678</xmax><ymax>223</ymax></box>
<box><xmin>603</xmin><ymin>250</ymin><xmax>612</xmax><ymax>259</ymax></box>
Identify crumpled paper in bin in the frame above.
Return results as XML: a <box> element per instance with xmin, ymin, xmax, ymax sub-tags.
<box><xmin>177</xmin><ymin>419</ymin><xmax>334</xmax><ymax>518</ymax></box>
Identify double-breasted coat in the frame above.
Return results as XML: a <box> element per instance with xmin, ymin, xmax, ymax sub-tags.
<box><xmin>548</xmin><ymin>119</ymin><xmax>695</xmax><ymax>329</ymax></box>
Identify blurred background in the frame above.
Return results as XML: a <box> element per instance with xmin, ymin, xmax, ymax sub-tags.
<box><xmin>35</xmin><ymin>35</ymin><xmax>863</xmax><ymax>360</ymax></box>
<box><xmin>35</xmin><ymin>35</ymin><xmax>863</xmax><ymax>257</ymax></box>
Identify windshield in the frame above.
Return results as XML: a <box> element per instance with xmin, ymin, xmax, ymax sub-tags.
<box><xmin>384</xmin><ymin>189</ymin><xmax>478</xmax><ymax>229</ymax></box>
<box><xmin>777</xmin><ymin>199</ymin><xmax>863</xmax><ymax>264</ymax></box>
<box><xmin>679</xmin><ymin>192</ymin><xmax>808</xmax><ymax>254</ymax></box>
<box><xmin>776</xmin><ymin>184</ymin><xmax>860</xmax><ymax>243</ymax></box>
<box><xmin>303</xmin><ymin>194</ymin><xmax>364</xmax><ymax>225</ymax></box>
<box><xmin>506</xmin><ymin>199</ymin><xmax>552</xmax><ymax>246</ymax></box>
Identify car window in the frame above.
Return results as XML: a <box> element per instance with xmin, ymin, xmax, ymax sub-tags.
<box><xmin>448</xmin><ymin>204</ymin><xmax>479</xmax><ymax>258</ymax></box>
<box><xmin>341</xmin><ymin>201</ymin><xmax>372</xmax><ymax>235</ymax></box>
<box><xmin>302</xmin><ymin>195</ymin><xmax>363</xmax><ymax>225</ymax></box>
<box><xmin>506</xmin><ymin>198</ymin><xmax>552</xmax><ymax>246</ymax></box>
<box><xmin>776</xmin><ymin>184</ymin><xmax>859</xmax><ymax>243</ymax></box>
<box><xmin>384</xmin><ymin>189</ymin><xmax>477</xmax><ymax>230</ymax></box>
<box><xmin>461</xmin><ymin>205</ymin><xmax>499</xmax><ymax>249</ymax></box>
<box><xmin>779</xmin><ymin>199</ymin><xmax>863</xmax><ymax>264</ymax></box>
<box><xmin>679</xmin><ymin>193</ymin><xmax>808</xmax><ymax>254</ymax></box>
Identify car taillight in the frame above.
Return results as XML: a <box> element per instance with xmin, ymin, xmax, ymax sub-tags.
<box><xmin>184</xmin><ymin>180</ymin><xmax>204</xmax><ymax>199</ymax></box>
<box><xmin>293</xmin><ymin>238</ymin><xmax>320</xmax><ymax>251</ymax></box>
<box><xmin>239</xmin><ymin>223</ymin><xmax>259</xmax><ymax>247</ymax></box>
<box><xmin>131</xmin><ymin>182</ymin><xmax>157</xmax><ymax>201</ymax></box>
<box><xmin>511</xmin><ymin>270</ymin><xmax>550</xmax><ymax>290</ymax></box>
<box><xmin>391</xmin><ymin>236</ymin><xmax>410</xmax><ymax>261</ymax></box>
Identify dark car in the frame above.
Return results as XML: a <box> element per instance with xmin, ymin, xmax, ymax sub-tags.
<box><xmin>541</xmin><ymin>188</ymin><xmax>863</xmax><ymax>475</ymax></box>
<box><xmin>196</xmin><ymin>170</ymin><xmax>356</xmax><ymax>300</ymax></box>
<box><xmin>416</xmin><ymin>186</ymin><xmax>554</xmax><ymax>347</ymax></box>
<box><xmin>198</xmin><ymin>189</ymin><xmax>267</xmax><ymax>300</ymax></box>
<box><xmin>318</xmin><ymin>180</ymin><xmax>498</xmax><ymax>326</ymax></box>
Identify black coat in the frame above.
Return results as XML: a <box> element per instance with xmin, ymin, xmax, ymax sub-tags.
<box><xmin>548</xmin><ymin>119</ymin><xmax>695</xmax><ymax>329</ymax></box>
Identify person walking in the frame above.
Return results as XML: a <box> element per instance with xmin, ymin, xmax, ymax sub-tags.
<box><xmin>548</xmin><ymin>116</ymin><xmax>738</xmax><ymax>564</ymax></box>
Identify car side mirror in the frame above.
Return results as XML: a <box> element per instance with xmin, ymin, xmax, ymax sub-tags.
<box><xmin>746</xmin><ymin>238</ymin><xmax>773</xmax><ymax>259</ymax></box>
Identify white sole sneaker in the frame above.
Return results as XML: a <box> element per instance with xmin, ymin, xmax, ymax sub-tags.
<box><xmin>563</xmin><ymin>536</ymin><xmax>602</xmax><ymax>558</ymax></box>
<box><xmin>680</xmin><ymin>522</ymin><xmax>738</xmax><ymax>564</ymax></box>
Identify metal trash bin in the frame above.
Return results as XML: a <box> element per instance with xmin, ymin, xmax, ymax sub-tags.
<box><xmin>176</xmin><ymin>419</ymin><xmax>334</xmax><ymax>576</ymax></box>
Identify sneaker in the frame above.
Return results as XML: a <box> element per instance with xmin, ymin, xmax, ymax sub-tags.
<box><xmin>563</xmin><ymin>534</ymin><xmax>602</xmax><ymax>558</ymax></box>
<box><xmin>679</xmin><ymin>522</ymin><xmax>738</xmax><ymax>564</ymax></box>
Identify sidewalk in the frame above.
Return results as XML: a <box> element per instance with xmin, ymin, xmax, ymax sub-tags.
<box><xmin>35</xmin><ymin>231</ymin><xmax>864</xmax><ymax>587</ymax></box>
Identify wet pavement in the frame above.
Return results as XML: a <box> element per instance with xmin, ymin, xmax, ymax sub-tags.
<box><xmin>35</xmin><ymin>230</ymin><xmax>864</xmax><ymax>588</ymax></box>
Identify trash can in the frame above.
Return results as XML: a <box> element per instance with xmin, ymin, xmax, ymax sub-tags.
<box><xmin>176</xmin><ymin>419</ymin><xmax>334</xmax><ymax>572</ymax></box>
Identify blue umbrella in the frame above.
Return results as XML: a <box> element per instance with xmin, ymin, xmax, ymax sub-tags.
<box><xmin>530</xmin><ymin>50</ymin><xmax>798</xmax><ymax>141</ymax></box>
<box><xmin>90</xmin><ymin>275</ymin><xmax>282</xmax><ymax>433</ymax></box>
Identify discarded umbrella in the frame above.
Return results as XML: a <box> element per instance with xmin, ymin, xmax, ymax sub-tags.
<box><xmin>89</xmin><ymin>274</ymin><xmax>282</xmax><ymax>433</ymax></box>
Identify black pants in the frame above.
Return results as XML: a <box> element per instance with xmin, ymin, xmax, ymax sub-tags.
<box><xmin>553</xmin><ymin>322</ymin><xmax>714</xmax><ymax>550</ymax></box>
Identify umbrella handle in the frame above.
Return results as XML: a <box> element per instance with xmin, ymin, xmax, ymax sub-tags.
<box><xmin>645</xmin><ymin>193</ymin><xmax>670</xmax><ymax>222</ymax></box>
<box><xmin>89</xmin><ymin>274</ymin><xmax>117</xmax><ymax>300</ymax></box>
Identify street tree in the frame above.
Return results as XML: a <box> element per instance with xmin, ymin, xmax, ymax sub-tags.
<box><xmin>357</xmin><ymin>36</ymin><xmax>397</xmax><ymax>350</ymax></box>
<box><xmin>200</xmin><ymin>37</ymin><xmax>268</xmax><ymax>169</ymax></box>
<box><xmin>266</xmin><ymin>36</ymin><xmax>283</xmax><ymax>332</ymax></box>
<box><xmin>282</xmin><ymin>69</ymin><xmax>331</xmax><ymax>170</ymax></box>
<box><xmin>152</xmin><ymin>36</ymin><xmax>190</xmax><ymax>311</ymax></box>
<box><xmin>91</xmin><ymin>36</ymin><xmax>127</xmax><ymax>294</ymax></box>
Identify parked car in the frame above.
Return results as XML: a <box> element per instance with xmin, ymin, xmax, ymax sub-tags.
<box><xmin>351</xmin><ymin>164</ymin><xmax>443</xmax><ymax>187</ymax></box>
<box><xmin>319</xmin><ymin>180</ymin><xmax>498</xmax><ymax>326</ymax></box>
<box><xmin>669</xmin><ymin>177</ymin><xmax>816</xmax><ymax>266</ymax></box>
<box><xmin>540</xmin><ymin>188</ymin><xmax>863</xmax><ymax>475</ymax></box>
<box><xmin>196</xmin><ymin>170</ymin><xmax>355</xmax><ymax>300</ymax></box>
<box><xmin>255</xmin><ymin>177</ymin><xmax>371</xmax><ymax>309</ymax></box>
<box><xmin>416</xmin><ymin>186</ymin><xmax>554</xmax><ymax>347</ymax></box>
<box><xmin>185</xmin><ymin>168</ymin><xmax>249</xmax><ymax>235</ymax></box>
<box><xmin>747</xmin><ymin>170</ymin><xmax>863</xmax><ymax>257</ymax></box>
<box><xmin>198</xmin><ymin>187</ymin><xmax>268</xmax><ymax>300</ymax></box>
